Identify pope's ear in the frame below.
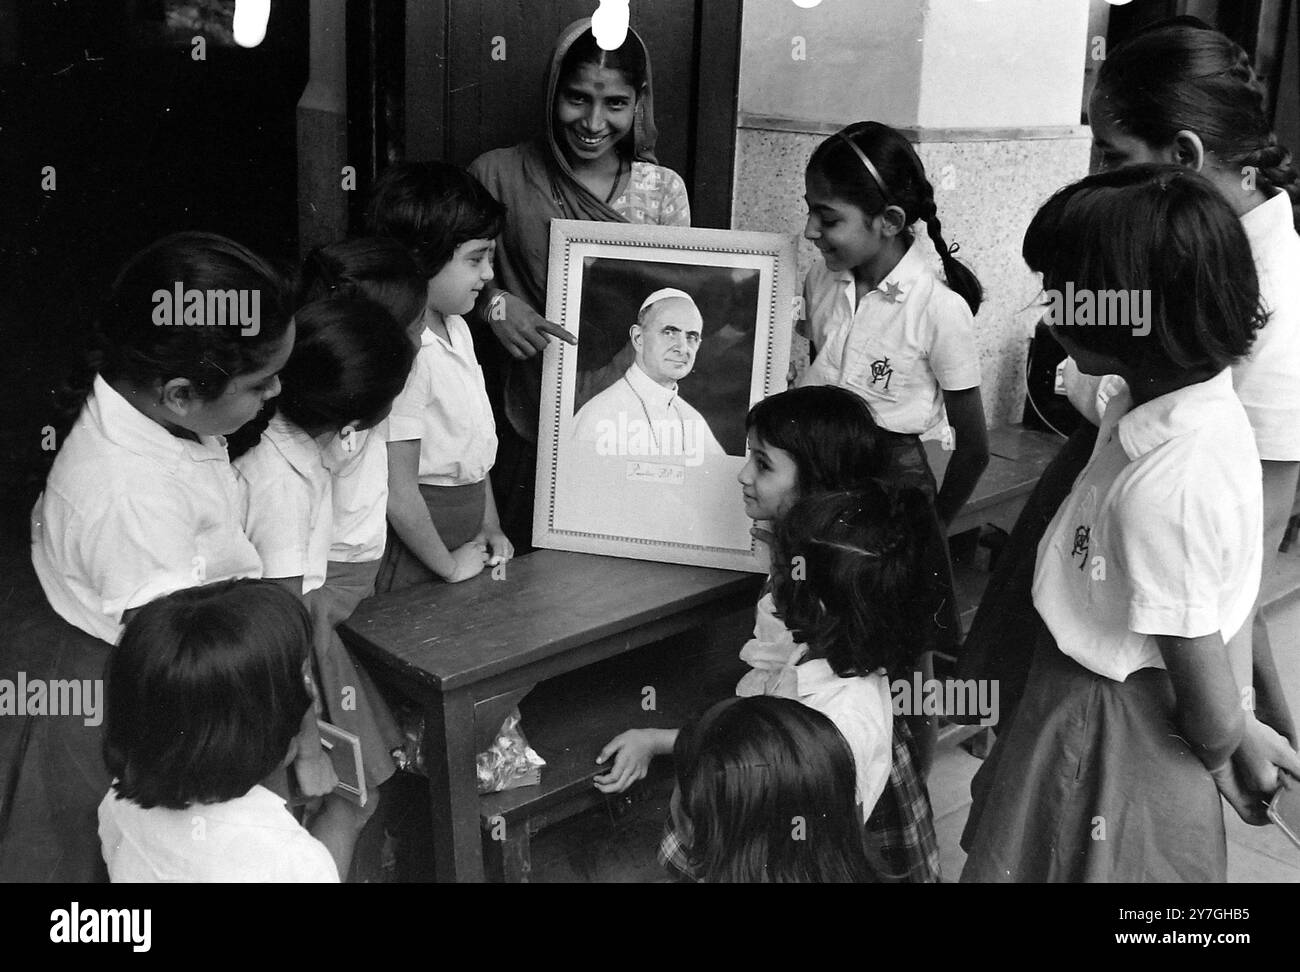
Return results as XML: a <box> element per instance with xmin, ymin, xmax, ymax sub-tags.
<box><xmin>159</xmin><ymin>378</ymin><xmax>195</xmax><ymax>416</ymax></box>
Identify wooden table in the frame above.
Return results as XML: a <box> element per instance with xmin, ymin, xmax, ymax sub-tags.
<box><xmin>339</xmin><ymin>549</ymin><xmax>763</xmax><ymax>882</ymax></box>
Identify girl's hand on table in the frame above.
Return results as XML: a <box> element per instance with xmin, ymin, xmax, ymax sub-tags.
<box><xmin>444</xmin><ymin>540</ymin><xmax>489</xmax><ymax>583</ymax></box>
<box><xmin>477</xmin><ymin>527</ymin><xmax>514</xmax><ymax>567</ymax></box>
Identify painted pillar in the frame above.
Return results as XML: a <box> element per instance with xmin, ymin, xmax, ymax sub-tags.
<box><xmin>296</xmin><ymin>0</ymin><xmax>349</xmax><ymax>260</ymax></box>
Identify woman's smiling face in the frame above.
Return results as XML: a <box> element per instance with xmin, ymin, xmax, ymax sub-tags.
<box><xmin>554</xmin><ymin>62</ymin><xmax>637</xmax><ymax>165</ymax></box>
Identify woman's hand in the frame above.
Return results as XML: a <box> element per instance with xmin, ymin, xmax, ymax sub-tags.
<box><xmin>594</xmin><ymin>729</ymin><xmax>669</xmax><ymax>794</ymax></box>
<box><xmin>443</xmin><ymin>540</ymin><xmax>489</xmax><ymax>583</ymax></box>
<box><xmin>490</xmin><ymin>290</ymin><xmax>577</xmax><ymax>360</ymax></box>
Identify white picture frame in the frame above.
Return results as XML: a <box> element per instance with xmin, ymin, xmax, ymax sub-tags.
<box><xmin>534</xmin><ymin>219</ymin><xmax>796</xmax><ymax>572</ymax></box>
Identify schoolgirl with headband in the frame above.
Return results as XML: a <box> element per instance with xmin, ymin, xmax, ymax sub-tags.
<box><xmin>799</xmin><ymin>121</ymin><xmax>989</xmax><ymax>528</ymax></box>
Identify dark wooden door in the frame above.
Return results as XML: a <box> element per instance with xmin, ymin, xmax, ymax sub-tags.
<box><xmin>402</xmin><ymin>0</ymin><xmax>740</xmax><ymax>228</ymax></box>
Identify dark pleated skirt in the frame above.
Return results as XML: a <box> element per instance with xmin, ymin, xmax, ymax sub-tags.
<box><xmin>374</xmin><ymin>480</ymin><xmax>486</xmax><ymax>594</ymax></box>
<box><xmin>959</xmin><ymin>632</ymin><xmax>1227</xmax><ymax>883</ymax></box>
<box><xmin>0</xmin><ymin>559</ymin><xmax>112</xmax><ymax>882</ymax></box>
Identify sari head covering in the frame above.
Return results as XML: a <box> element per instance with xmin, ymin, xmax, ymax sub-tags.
<box><xmin>471</xmin><ymin>17</ymin><xmax>660</xmax><ymax>314</ymax></box>
<box><xmin>469</xmin><ymin>17</ymin><xmax>663</xmax><ymax>437</ymax></box>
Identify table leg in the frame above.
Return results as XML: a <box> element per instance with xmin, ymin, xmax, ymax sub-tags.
<box><xmin>423</xmin><ymin>688</ymin><xmax>483</xmax><ymax>882</ymax></box>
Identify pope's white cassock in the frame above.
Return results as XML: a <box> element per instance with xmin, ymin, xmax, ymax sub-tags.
<box><xmin>572</xmin><ymin>360</ymin><xmax>725</xmax><ymax>464</ymax></box>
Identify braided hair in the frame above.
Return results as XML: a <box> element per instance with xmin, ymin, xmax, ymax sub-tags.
<box><xmin>1095</xmin><ymin>18</ymin><xmax>1300</xmax><ymax>230</ymax></box>
<box><xmin>806</xmin><ymin>121</ymin><xmax>983</xmax><ymax>314</ymax></box>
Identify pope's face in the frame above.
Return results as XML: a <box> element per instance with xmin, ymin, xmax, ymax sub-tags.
<box><xmin>632</xmin><ymin>298</ymin><xmax>703</xmax><ymax>387</ymax></box>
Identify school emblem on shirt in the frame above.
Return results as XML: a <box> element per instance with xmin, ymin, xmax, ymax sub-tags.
<box><xmin>870</xmin><ymin>357</ymin><xmax>894</xmax><ymax>389</ymax></box>
<box><xmin>1071</xmin><ymin>525</ymin><xmax>1090</xmax><ymax>570</ymax></box>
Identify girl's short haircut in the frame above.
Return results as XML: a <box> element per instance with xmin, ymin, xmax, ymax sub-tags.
<box><xmin>91</xmin><ymin>231</ymin><xmax>293</xmax><ymax>401</ymax></box>
<box><xmin>745</xmin><ymin>386</ymin><xmax>885</xmax><ymax>494</ymax></box>
<box><xmin>103</xmin><ymin>580</ymin><xmax>313</xmax><ymax>811</ymax></box>
<box><xmin>1095</xmin><ymin>18</ymin><xmax>1300</xmax><ymax>230</ymax></box>
<box><xmin>363</xmin><ymin>162</ymin><xmax>506</xmax><ymax>279</ymax></box>
<box><xmin>673</xmin><ymin>695</ymin><xmax>873</xmax><ymax>883</ymax></box>
<box><xmin>1023</xmin><ymin>164</ymin><xmax>1264</xmax><ymax>378</ymax></box>
<box><xmin>556</xmin><ymin>27</ymin><xmax>648</xmax><ymax>95</ymax></box>
<box><xmin>297</xmin><ymin>237</ymin><xmax>427</xmax><ymax>330</ymax></box>
<box><xmin>771</xmin><ymin>483</ymin><xmax>931</xmax><ymax>678</ymax></box>
<box><xmin>274</xmin><ymin>296</ymin><xmax>417</xmax><ymax>435</ymax></box>
<box><xmin>807</xmin><ymin>121</ymin><xmax>983</xmax><ymax>314</ymax></box>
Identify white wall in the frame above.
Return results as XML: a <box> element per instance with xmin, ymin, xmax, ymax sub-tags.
<box><xmin>917</xmin><ymin>0</ymin><xmax>1091</xmax><ymax>128</ymax></box>
<box><xmin>738</xmin><ymin>0</ymin><xmax>925</xmax><ymax>125</ymax></box>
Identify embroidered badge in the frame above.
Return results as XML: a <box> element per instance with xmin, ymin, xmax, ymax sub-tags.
<box><xmin>1070</xmin><ymin>525</ymin><xmax>1090</xmax><ymax>570</ymax></box>
<box><xmin>870</xmin><ymin>356</ymin><xmax>894</xmax><ymax>389</ymax></box>
<box><xmin>882</xmin><ymin>281</ymin><xmax>904</xmax><ymax>303</ymax></box>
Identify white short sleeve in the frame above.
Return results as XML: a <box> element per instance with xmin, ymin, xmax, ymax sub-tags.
<box><xmin>925</xmin><ymin>286</ymin><xmax>980</xmax><ymax>391</ymax></box>
<box><xmin>83</xmin><ymin>492</ymin><xmax>218</xmax><ymax>624</ymax></box>
<box><xmin>239</xmin><ymin>462</ymin><xmax>312</xmax><ymax>581</ymax></box>
<box><xmin>385</xmin><ymin>359</ymin><xmax>431</xmax><ymax>443</ymax></box>
<box><xmin>1114</xmin><ymin>484</ymin><xmax>1223</xmax><ymax>639</ymax></box>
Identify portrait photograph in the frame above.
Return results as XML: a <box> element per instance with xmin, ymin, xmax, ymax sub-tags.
<box><xmin>535</xmin><ymin>220</ymin><xmax>795</xmax><ymax>571</ymax></box>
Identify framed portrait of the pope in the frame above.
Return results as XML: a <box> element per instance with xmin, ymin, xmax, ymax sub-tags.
<box><xmin>534</xmin><ymin>219</ymin><xmax>796</xmax><ymax>572</ymax></box>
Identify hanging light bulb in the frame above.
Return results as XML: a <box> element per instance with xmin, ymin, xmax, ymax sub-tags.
<box><xmin>592</xmin><ymin>0</ymin><xmax>630</xmax><ymax>51</ymax></box>
<box><xmin>233</xmin><ymin>0</ymin><xmax>271</xmax><ymax>49</ymax></box>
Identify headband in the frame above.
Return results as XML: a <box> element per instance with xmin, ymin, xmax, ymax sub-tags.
<box><xmin>837</xmin><ymin>130</ymin><xmax>893</xmax><ymax>205</ymax></box>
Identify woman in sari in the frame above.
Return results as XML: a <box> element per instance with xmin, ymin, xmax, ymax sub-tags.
<box><xmin>469</xmin><ymin>18</ymin><xmax>691</xmax><ymax>550</ymax></box>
